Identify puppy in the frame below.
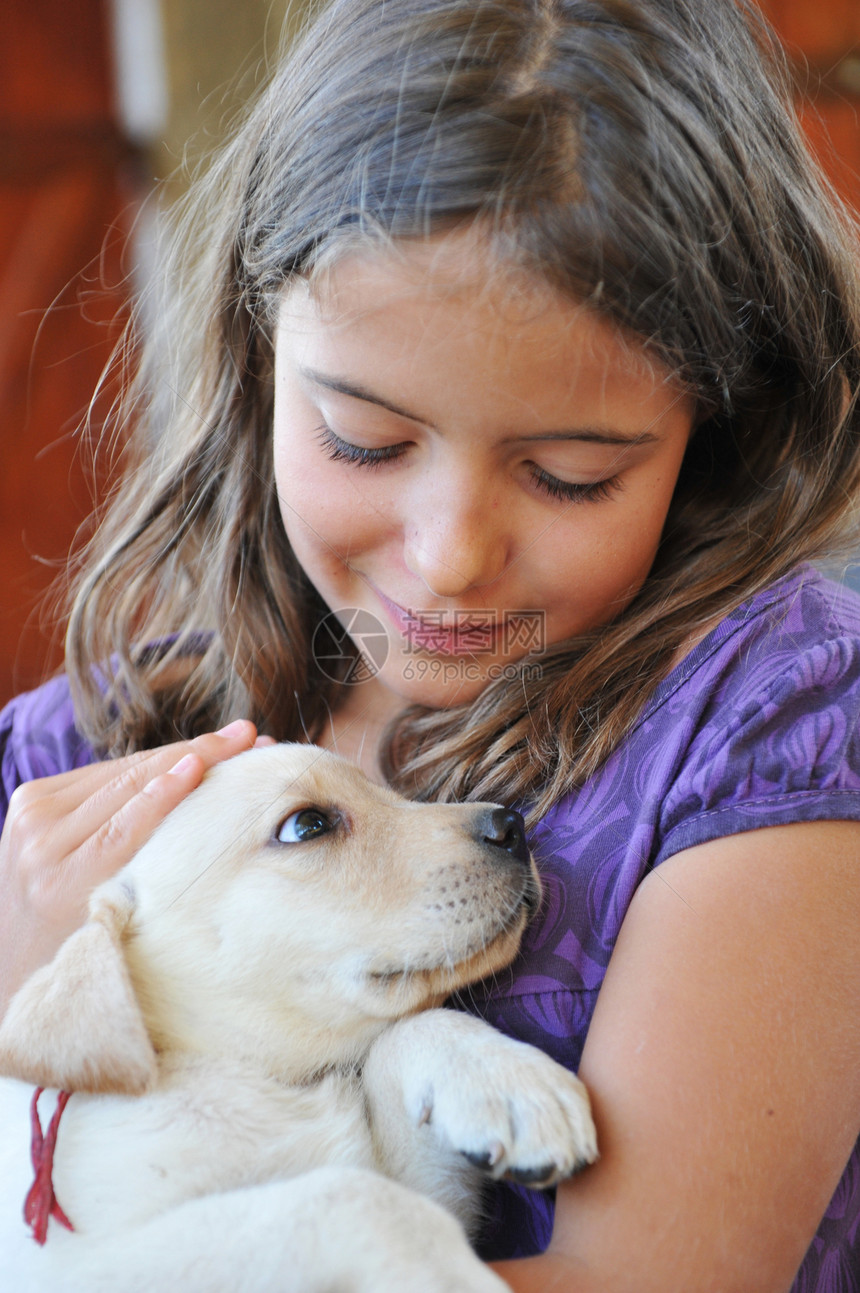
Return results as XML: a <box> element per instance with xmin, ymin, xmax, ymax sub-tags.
<box><xmin>0</xmin><ymin>744</ymin><xmax>597</xmax><ymax>1292</ymax></box>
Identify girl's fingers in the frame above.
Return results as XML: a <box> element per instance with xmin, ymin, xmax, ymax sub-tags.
<box><xmin>2</xmin><ymin>722</ymin><xmax>262</xmax><ymax>914</ymax></box>
<box><xmin>74</xmin><ymin>751</ymin><xmax>209</xmax><ymax>892</ymax></box>
<box><xmin>41</xmin><ymin>722</ymin><xmax>261</xmax><ymax>840</ymax></box>
<box><xmin>32</xmin><ymin>719</ymin><xmax>260</xmax><ymax>804</ymax></box>
<box><xmin>67</xmin><ymin>723</ymin><xmax>260</xmax><ymax>878</ymax></box>
<box><xmin>0</xmin><ymin>724</ymin><xmax>265</xmax><ymax>1013</ymax></box>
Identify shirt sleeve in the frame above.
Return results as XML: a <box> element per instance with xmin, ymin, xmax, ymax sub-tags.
<box><xmin>656</xmin><ymin>632</ymin><xmax>860</xmax><ymax>864</ymax></box>
<box><xmin>0</xmin><ymin>677</ymin><xmax>96</xmax><ymax>830</ymax></box>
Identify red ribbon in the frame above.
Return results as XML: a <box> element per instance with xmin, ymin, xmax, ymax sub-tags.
<box><xmin>24</xmin><ymin>1088</ymin><xmax>75</xmax><ymax>1245</ymax></box>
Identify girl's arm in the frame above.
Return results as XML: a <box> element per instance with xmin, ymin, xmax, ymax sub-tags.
<box><xmin>491</xmin><ymin>819</ymin><xmax>860</xmax><ymax>1293</ymax></box>
<box><xmin>0</xmin><ymin>721</ymin><xmax>261</xmax><ymax>1017</ymax></box>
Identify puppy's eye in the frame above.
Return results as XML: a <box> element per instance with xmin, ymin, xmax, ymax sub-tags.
<box><xmin>276</xmin><ymin>808</ymin><xmax>334</xmax><ymax>844</ymax></box>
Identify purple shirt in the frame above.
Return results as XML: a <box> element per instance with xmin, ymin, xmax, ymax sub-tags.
<box><xmin>2</xmin><ymin>565</ymin><xmax>859</xmax><ymax>1288</ymax></box>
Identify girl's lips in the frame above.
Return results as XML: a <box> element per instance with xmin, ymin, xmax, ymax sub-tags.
<box><xmin>370</xmin><ymin>585</ymin><xmax>499</xmax><ymax>656</ymax></box>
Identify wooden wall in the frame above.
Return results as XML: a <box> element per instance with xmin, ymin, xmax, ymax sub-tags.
<box><xmin>0</xmin><ymin>0</ymin><xmax>858</xmax><ymax>706</ymax></box>
<box><xmin>760</xmin><ymin>0</ymin><xmax>860</xmax><ymax>207</ymax></box>
<box><xmin>0</xmin><ymin>0</ymin><xmax>138</xmax><ymax>704</ymax></box>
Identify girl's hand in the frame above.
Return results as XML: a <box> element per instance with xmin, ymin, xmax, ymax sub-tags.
<box><xmin>0</xmin><ymin>720</ymin><xmax>265</xmax><ymax>1017</ymax></box>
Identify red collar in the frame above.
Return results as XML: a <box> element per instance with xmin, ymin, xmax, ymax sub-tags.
<box><xmin>25</xmin><ymin>1088</ymin><xmax>75</xmax><ymax>1244</ymax></box>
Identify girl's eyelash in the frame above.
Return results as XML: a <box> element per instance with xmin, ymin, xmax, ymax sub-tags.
<box><xmin>530</xmin><ymin>465</ymin><xmax>622</xmax><ymax>504</ymax></box>
<box><xmin>316</xmin><ymin>424</ymin><xmax>620</xmax><ymax>503</ymax></box>
<box><xmin>315</xmin><ymin>424</ymin><xmax>407</xmax><ymax>467</ymax></box>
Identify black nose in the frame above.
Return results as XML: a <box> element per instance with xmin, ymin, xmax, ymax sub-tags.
<box><xmin>476</xmin><ymin>808</ymin><xmax>530</xmax><ymax>867</ymax></box>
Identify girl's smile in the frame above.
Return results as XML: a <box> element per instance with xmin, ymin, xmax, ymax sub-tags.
<box><xmin>273</xmin><ymin>231</ymin><xmax>695</xmax><ymax>718</ymax></box>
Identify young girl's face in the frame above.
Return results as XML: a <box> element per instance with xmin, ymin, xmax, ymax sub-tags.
<box><xmin>273</xmin><ymin>231</ymin><xmax>694</xmax><ymax>713</ymax></box>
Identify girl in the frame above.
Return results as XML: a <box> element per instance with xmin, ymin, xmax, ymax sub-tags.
<box><xmin>2</xmin><ymin>0</ymin><xmax>860</xmax><ymax>1288</ymax></box>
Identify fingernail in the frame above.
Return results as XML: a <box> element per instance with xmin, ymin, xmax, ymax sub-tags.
<box><xmin>216</xmin><ymin>719</ymin><xmax>249</xmax><ymax>738</ymax></box>
<box><xmin>168</xmin><ymin>753</ymin><xmax>197</xmax><ymax>777</ymax></box>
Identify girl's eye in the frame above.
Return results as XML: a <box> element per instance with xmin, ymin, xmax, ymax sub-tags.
<box><xmin>529</xmin><ymin>465</ymin><xmax>622</xmax><ymax>504</ymax></box>
<box><xmin>276</xmin><ymin>808</ymin><xmax>334</xmax><ymax>843</ymax></box>
<box><xmin>316</xmin><ymin>423</ymin><xmax>621</xmax><ymax>504</ymax></box>
<box><xmin>316</xmin><ymin>424</ymin><xmax>408</xmax><ymax>468</ymax></box>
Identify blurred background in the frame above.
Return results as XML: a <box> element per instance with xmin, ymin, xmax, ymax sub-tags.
<box><xmin>0</xmin><ymin>0</ymin><xmax>858</xmax><ymax>706</ymax></box>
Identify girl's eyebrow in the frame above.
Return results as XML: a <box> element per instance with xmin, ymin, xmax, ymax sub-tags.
<box><xmin>298</xmin><ymin>365</ymin><xmax>660</xmax><ymax>446</ymax></box>
<box><xmin>299</xmin><ymin>366</ymin><xmax>434</xmax><ymax>425</ymax></box>
<box><xmin>517</xmin><ymin>428</ymin><xmax>660</xmax><ymax>446</ymax></box>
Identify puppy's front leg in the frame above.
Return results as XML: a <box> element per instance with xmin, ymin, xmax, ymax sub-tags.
<box><xmin>364</xmin><ymin>1009</ymin><xmax>598</xmax><ymax>1231</ymax></box>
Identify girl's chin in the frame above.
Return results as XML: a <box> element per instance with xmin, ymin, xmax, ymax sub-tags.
<box><xmin>372</xmin><ymin>657</ymin><xmax>502</xmax><ymax>710</ymax></box>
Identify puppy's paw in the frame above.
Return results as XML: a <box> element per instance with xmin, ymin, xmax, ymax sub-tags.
<box><xmin>424</xmin><ymin>1050</ymin><xmax>597</xmax><ymax>1187</ymax></box>
<box><xmin>403</xmin><ymin>1013</ymin><xmax>598</xmax><ymax>1188</ymax></box>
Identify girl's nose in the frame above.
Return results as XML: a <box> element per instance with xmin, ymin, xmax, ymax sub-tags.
<box><xmin>403</xmin><ymin>491</ymin><xmax>509</xmax><ymax>598</ymax></box>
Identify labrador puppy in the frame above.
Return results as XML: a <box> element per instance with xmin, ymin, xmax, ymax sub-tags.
<box><xmin>0</xmin><ymin>744</ymin><xmax>597</xmax><ymax>1292</ymax></box>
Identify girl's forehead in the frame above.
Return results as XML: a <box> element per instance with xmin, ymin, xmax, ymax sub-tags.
<box><xmin>282</xmin><ymin>227</ymin><xmax>541</xmax><ymax>315</ymax></box>
<box><xmin>277</xmin><ymin>228</ymin><xmax>666</xmax><ymax>384</ymax></box>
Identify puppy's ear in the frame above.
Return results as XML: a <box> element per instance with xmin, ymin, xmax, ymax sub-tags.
<box><xmin>0</xmin><ymin>881</ymin><xmax>157</xmax><ymax>1094</ymax></box>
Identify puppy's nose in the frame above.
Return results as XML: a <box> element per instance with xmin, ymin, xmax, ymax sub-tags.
<box><xmin>476</xmin><ymin>808</ymin><xmax>530</xmax><ymax>867</ymax></box>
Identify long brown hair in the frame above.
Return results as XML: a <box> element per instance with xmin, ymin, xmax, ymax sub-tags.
<box><xmin>67</xmin><ymin>0</ymin><xmax>860</xmax><ymax>822</ymax></box>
